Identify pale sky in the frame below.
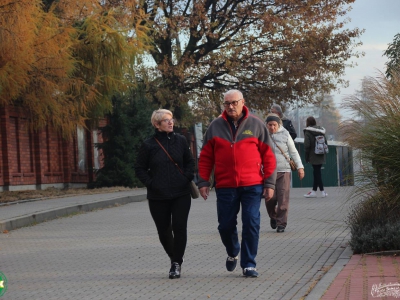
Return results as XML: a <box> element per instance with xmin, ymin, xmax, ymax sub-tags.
<box><xmin>335</xmin><ymin>0</ymin><xmax>400</xmax><ymax>119</ymax></box>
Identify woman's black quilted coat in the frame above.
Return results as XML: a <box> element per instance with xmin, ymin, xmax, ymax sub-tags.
<box><xmin>135</xmin><ymin>130</ymin><xmax>195</xmax><ymax>200</ymax></box>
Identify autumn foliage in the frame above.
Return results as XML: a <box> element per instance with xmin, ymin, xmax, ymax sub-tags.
<box><xmin>138</xmin><ymin>0</ymin><xmax>363</xmax><ymax>117</ymax></box>
<box><xmin>0</xmin><ymin>0</ymin><xmax>148</xmax><ymax>137</ymax></box>
<box><xmin>1</xmin><ymin>0</ymin><xmax>363</xmax><ymax>134</ymax></box>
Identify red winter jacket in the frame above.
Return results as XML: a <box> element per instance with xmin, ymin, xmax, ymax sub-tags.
<box><xmin>198</xmin><ymin>106</ymin><xmax>277</xmax><ymax>189</ymax></box>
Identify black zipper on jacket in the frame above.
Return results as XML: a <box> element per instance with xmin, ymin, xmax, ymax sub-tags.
<box><xmin>165</xmin><ymin>134</ymin><xmax>174</xmax><ymax>197</ymax></box>
<box><xmin>226</xmin><ymin>115</ymin><xmax>246</xmax><ymax>146</ymax></box>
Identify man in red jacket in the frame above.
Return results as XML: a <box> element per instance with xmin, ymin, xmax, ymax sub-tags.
<box><xmin>197</xmin><ymin>89</ymin><xmax>277</xmax><ymax>278</ymax></box>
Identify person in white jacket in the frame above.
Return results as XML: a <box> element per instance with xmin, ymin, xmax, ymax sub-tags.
<box><xmin>265</xmin><ymin>113</ymin><xmax>305</xmax><ymax>233</ymax></box>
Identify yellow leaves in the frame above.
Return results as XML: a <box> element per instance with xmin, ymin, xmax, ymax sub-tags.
<box><xmin>0</xmin><ymin>0</ymin><xmax>82</xmax><ymax>136</ymax></box>
<box><xmin>0</xmin><ymin>0</ymin><xmax>39</xmax><ymax>103</ymax></box>
<box><xmin>0</xmin><ymin>0</ymin><xmax>149</xmax><ymax>138</ymax></box>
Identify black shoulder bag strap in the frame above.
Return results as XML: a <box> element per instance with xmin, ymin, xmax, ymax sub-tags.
<box><xmin>270</xmin><ymin>134</ymin><xmax>291</xmax><ymax>164</ymax></box>
<box><xmin>154</xmin><ymin>137</ymin><xmax>184</xmax><ymax>174</ymax></box>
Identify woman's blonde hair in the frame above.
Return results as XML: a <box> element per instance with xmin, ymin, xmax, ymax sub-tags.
<box><xmin>151</xmin><ymin>109</ymin><xmax>173</xmax><ymax>127</ymax></box>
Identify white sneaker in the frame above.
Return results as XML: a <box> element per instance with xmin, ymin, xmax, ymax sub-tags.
<box><xmin>321</xmin><ymin>191</ymin><xmax>328</xmax><ymax>198</ymax></box>
<box><xmin>304</xmin><ymin>190</ymin><xmax>317</xmax><ymax>198</ymax></box>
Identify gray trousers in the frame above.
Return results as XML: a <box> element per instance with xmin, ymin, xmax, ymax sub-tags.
<box><xmin>265</xmin><ymin>172</ymin><xmax>291</xmax><ymax>228</ymax></box>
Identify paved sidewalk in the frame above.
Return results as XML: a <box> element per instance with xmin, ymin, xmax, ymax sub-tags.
<box><xmin>0</xmin><ymin>189</ymin><xmax>147</xmax><ymax>231</ymax></box>
<box><xmin>0</xmin><ymin>186</ymin><xmax>396</xmax><ymax>299</ymax></box>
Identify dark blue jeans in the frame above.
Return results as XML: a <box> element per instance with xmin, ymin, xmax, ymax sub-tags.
<box><xmin>215</xmin><ymin>184</ymin><xmax>263</xmax><ymax>269</ymax></box>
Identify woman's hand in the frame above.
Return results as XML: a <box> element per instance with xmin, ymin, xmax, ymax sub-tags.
<box><xmin>199</xmin><ymin>186</ymin><xmax>210</xmax><ymax>200</ymax></box>
<box><xmin>298</xmin><ymin>168</ymin><xmax>305</xmax><ymax>180</ymax></box>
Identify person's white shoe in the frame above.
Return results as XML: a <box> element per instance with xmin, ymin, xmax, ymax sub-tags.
<box><xmin>304</xmin><ymin>190</ymin><xmax>317</xmax><ymax>198</ymax></box>
<box><xmin>321</xmin><ymin>191</ymin><xmax>328</xmax><ymax>198</ymax></box>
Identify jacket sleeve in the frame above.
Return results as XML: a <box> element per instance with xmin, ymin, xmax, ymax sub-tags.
<box><xmin>134</xmin><ymin>141</ymin><xmax>153</xmax><ymax>188</ymax></box>
<box><xmin>260</xmin><ymin>127</ymin><xmax>277</xmax><ymax>190</ymax></box>
<box><xmin>287</xmin><ymin>134</ymin><xmax>304</xmax><ymax>169</ymax></box>
<box><xmin>263</xmin><ymin>159</ymin><xmax>277</xmax><ymax>190</ymax></box>
<box><xmin>197</xmin><ymin>128</ymin><xmax>215</xmax><ymax>188</ymax></box>
<box><xmin>286</xmin><ymin>120</ymin><xmax>297</xmax><ymax>140</ymax></box>
<box><xmin>304</xmin><ymin>132</ymin><xmax>310</xmax><ymax>163</ymax></box>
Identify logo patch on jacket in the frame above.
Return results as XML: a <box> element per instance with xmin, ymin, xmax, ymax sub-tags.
<box><xmin>242</xmin><ymin>130</ymin><xmax>253</xmax><ymax>135</ymax></box>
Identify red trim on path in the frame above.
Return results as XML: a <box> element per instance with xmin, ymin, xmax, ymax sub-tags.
<box><xmin>322</xmin><ymin>254</ymin><xmax>400</xmax><ymax>299</ymax></box>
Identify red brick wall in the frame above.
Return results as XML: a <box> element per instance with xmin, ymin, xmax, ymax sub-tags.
<box><xmin>0</xmin><ymin>106</ymin><xmax>9</xmax><ymax>187</ymax></box>
<box><xmin>0</xmin><ymin>122</ymin><xmax>3</xmax><ymax>187</ymax></box>
<box><xmin>0</xmin><ymin>105</ymin><xmax>106</xmax><ymax>190</ymax></box>
<box><xmin>7</xmin><ymin>116</ymin><xmax>36</xmax><ymax>185</ymax></box>
<box><xmin>19</xmin><ymin>118</ymin><xmax>35</xmax><ymax>176</ymax></box>
<box><xmin>41</xmin><ymin>126</ymin><xmax>64</xmax><ymax>184</ymax></box>
<box><xmin>8</xmin><ymin>117</ymin><xmax>19</xmax><ymax>176</ymax></box>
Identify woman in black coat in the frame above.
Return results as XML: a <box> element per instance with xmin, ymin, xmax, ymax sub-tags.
<box><xmin>135</xmin><ymin>109</ymin><xmax>195</xmax><ymax>279</ymax></box>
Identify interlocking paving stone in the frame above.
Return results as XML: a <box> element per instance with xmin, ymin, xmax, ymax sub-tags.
<box><xmin>0</xmin><ymin>187</ymin><xmax>355</xmax><ymax>299</ymax></box>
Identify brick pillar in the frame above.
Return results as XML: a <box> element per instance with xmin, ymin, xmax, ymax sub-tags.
<box><xmin>62</xmin><ymin>137</ymin><xmax>72</xmax><ymax>187</ymax></box>
<box><xmin>0</xmin><ymin>106</ymin><xmax>11</xmax><ymax>188</ymax></box>
<box><xmin>33</xmin><ymin>129</ymin><xmax>43</xmax><ymax>187</ymax></box>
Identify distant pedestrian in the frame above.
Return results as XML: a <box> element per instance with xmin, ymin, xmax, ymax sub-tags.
<box><xmin>134</xmin><ymin>109</ymin><xmax>195</xmax><ymax>279</ymax></box>
<box><xmin>197</xmin><ymin>89</ymin><xmax>277</xmax><ymax>278</ymax></box>
<box><xmin>265</xmin><ymin>113</ymin><xmax>304</xmax><ymax>233</ymax></box>
<box><xmin>303</xmin><ymin>116</ymin><xmax>328</xmax><ymax>198</ymax></box>
<box><xmin>269</xmin><ymin>104</ymin><xmax>297</xmax><ymax>140</ymax></box>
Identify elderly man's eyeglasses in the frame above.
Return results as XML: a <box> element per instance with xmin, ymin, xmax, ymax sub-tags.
<box><xmin>223</xmin><ymin>99</ymin><xmax>243</xmax><ymax>107</ymax></box>
<box><xmin>161</xmin><ymin>119</ymin><xmax>175</xmax><ymax>124</ymax></box>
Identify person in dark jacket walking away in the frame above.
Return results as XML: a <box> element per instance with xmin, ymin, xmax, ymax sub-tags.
<box><xmin>135</xmin><ymin>109</ymin><xmax>195</xmax><ymax>279</ymax></box>
<box><xmin>303</xmin><ymin>116</ymin><xmax>328</xmax><ymax>198</ymax></box>
<box><xmin>269</xmin><ymin>104</ymin><xmax>297</xmax><ymax>140</ymax></box>
<box><xmin>197</xmin><ymin>89</ymin><xmax>277</xmax><ymax>278</ymax></box>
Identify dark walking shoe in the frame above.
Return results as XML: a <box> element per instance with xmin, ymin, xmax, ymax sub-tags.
<box><xmin>169</xmin><ymin>262</ymin><xmax>181</xmax><ymax>279</ymax></box>
<box><xmin>277</xmin><ymin>226</ymin><xmax>285</xmax><ymax>233</ymax></box>
<box><xmin>270</xmin><ymin>218</ymin><xmax>277</xmax><ymax>229</ymax></box>
<box><xmin>226</xmin><ymin>255</ymin><xmax>238</xmax><ymax>272</ymax></box>
<box><xmin>242</xmin><ymin>267</ymin><xmax>258</xmax><ymax>277</ymax></box>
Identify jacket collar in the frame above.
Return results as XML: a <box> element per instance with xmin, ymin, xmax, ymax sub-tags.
<box><xmin>221</xmin><ymin>105</ymin><xmax>249</xmax><ymax>122</ymax></box>
<box><xmin>154</xmin><ymin>130</ymin><xmax>175</xmax><ymax>140</ymax></box>
<box><xmin>304</xmin><ymin>126</ymin><xmax>326</xmax><ymax>135</ymax></box>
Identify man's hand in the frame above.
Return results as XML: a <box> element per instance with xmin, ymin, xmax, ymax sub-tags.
<box><xmin>199</xmin><ymin>186</ymin><xmax>210</xmax><ymax>200</ymax></box>
<box><xmin>263</xmin><ymin>188</ymin><xmax>274</xmax><ymax>200</ymax></box>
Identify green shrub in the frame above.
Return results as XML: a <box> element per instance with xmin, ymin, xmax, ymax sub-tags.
<box><xmin>340</xmin><ymin>70</ymin><xmax>400</xmax><ymax>253</ymax></box>
<box><xmin>89</xmin><ymin>88</ymin><xmax>155</xmax><ymax>189</ymax></box>
<box><xmin>347</xmin><ymin>191</ymin><xmax>400</xmax><ymax>253</ymax></box>
<box><xmin>349</xmin><ymin>221</ymin><xmax>400</xmax><ymax>254</ymax></box>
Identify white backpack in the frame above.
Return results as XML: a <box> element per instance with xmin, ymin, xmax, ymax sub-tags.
<box><xmin>315</xmin><ymin>135</ymin><xmax>329</xmax><ymax>154</ymax></box>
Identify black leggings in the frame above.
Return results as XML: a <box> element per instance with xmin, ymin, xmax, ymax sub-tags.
<box><xmin>312</xmin><ymin>164</ymin><xmax>325</xmax><ymax>191</ymax></box>
<box><xmin>148</xmin><ymin>194</ymin><xmax>191</xmax><ymax>265</ymax></box>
